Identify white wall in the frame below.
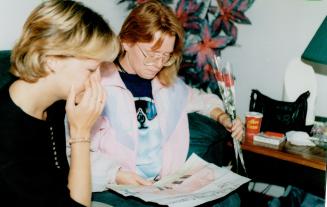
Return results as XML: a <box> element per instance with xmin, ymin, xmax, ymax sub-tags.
<box><xmin>0</xmin><ymin>0</ymin><xmax>127</xmax><ymax>48</ymax></box>
<box><xmin>222</xmin><ymin>0</ymin><xmax>327</xmax><ymax>120</ymax></box>
<box><xmin>0</xmin><ymin>0</ymin><xmax>40</xmax><ymax>49</ymax></box>
<box><xmin>1</xmin><ymin>0</ymin><xmax>326</xmax><ymax>120</ymax></box>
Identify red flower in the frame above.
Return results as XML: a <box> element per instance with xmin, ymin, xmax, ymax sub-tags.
<box><xmin>223</xmin><ymin>73</ymin><xmax>234</xmax><ymax>87</ymax></box>
<box><xmin>175</xmin><ymin>0</ymin><xmax>202</xmax><ymax>31</ymax></box>
<box><xmin>185</xmin><ymin>22</ymin><xmax>231</xmax><ymax>67</ymax></box>
<box><xmin>213</xmin><ymin>0</ymin><xmax>252</xmax><ymax>43</ymax></box>
<box><xmin>214</xmin><ymin>69</ymin><xmax>224</xmax><ymax>82</ymax></box>
<box><xmin>203</xmin><ymin>64</ymin><xmax>213</xmax><ymax>81</ymax></box>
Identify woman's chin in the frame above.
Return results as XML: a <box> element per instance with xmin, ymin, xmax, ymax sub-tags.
<box><xmin>139</xmin><ymin>73</ymin><xmax>156</xmax><ymax>80</ymax></box>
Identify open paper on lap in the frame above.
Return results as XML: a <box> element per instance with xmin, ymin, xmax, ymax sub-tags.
<box><xmin>108</xmin><ymin>154</ymin><xmax>250</xmax><ymax>207</ymax></box>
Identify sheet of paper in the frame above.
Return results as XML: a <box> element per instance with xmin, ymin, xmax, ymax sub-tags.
<box><xmin>108</xmin><ymin>154</ymin><xmax>250</xmax><ymax>207</ymax></box>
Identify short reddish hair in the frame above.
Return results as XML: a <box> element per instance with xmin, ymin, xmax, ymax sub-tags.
<box><xmin>119</xmin><ymin>0</ymin><xmax>184</xmax><ymax>86</ymax></box>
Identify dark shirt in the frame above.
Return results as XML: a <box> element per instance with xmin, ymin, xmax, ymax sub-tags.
<box><xmin>0</xmin><ymin>83</ymin><xmax>84</xmax><ymax>207</ymax></box>
<box><xmin>119</xmin><ymin>71</ymin><xmax>158</xmax><ymax>129</ymax></box>
<box><xmin>119</xmin><ymin>71</ymin><xmax>153</xmax><ymax>99</ymax></box>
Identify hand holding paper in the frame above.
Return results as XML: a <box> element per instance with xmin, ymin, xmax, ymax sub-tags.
<box><xmin>108</xmin><ymin>154</ymin><xmax>250</xmax><ymax>207</ymax></box>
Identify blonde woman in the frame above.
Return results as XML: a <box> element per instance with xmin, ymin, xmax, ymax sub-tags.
<box><xmin>0</xmin><ymin>1</ymin><xmax>119</xmax><ymax>206</ymax></box>
<box><xmin>89</xmin><ymin>1</ymin><xmax>243</xmax><ymax>206</ymax></box>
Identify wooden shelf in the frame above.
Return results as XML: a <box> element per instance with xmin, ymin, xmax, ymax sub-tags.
<box><xmin>241</xmin><ymin>140</ymin><xmax>326</xmax><ymax>171</ymax></box>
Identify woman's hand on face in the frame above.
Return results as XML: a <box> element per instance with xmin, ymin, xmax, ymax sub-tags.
<box><xmin>220</xmin><ymin>116</ymin><xmax>244</xmax><ymax>142</ymax></box>
<box><xmin>116</xmin><ymin>170</ymin><xmax>153</xmax><ymax>186</ymax></box>
<box><xmin>66</xmin><ymin>69</ymin><xmax>106</xmax><ymax>136</ymax></box>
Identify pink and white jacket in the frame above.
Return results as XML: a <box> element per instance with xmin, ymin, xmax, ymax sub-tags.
<box><xmin>89</xmin><ymin>62</ymin><xmax>224</xmax><ymax>192</ymax></box>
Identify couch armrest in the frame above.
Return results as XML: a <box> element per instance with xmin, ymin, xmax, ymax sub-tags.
<box><xmin>0</xmin><ymin>50</ymin><xmax>15</xmax><ymax>89</ymax></box>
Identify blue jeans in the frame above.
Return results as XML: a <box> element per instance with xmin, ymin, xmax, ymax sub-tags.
<box><xmin>92</xmin><ymin>113</ymin><xmax>240</xmax><ymax>207</ymax></box>
<box><xmin>187</xmin><ymin>112</ymin><xmax>232</xmax><ymax>166</ymax></box>
<box><xmin>268</xmin><ymin>185</ymin><xmax>325</xmax><ymax>207</ymax></box>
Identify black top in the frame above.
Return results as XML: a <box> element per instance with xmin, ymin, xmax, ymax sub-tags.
<box><xmin>119</xmin><ymin>71</ymin><xmax>153</xmax><ymax>99</ymax></box>
<box><xmin>116</xmin><ymin>59</ymin><xmax>153</xmax><ymax>99</ymax></box>
<box><xmin>0</xmin><ymin>83</ymin><xmax>84</xmax><ymax>207</ymax></box>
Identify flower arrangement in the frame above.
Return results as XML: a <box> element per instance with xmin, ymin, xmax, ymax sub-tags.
<box><xmin>213</xmin><ymin>55</ymin><xmax>246</xmax><ymax>173</ymax></box>
<box><xmin>177</xmin><ymin>0</ymin><xmax>254</xmax><ymax>95</ymax></box>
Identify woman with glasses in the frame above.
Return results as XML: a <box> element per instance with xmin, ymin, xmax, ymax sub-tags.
<box><xmin>89</xmin><ymin>0</ymin><xmax>243</xmax><ymax>206</ymax></box>
<box><xmin>0</xmin><ymin>1</ymin><xmax>119</xmax><ymax>206</ymax></box>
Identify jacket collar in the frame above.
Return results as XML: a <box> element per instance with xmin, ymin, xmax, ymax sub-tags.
<box><xmin>101</xmin><ymin>62</ymin><xmax>165</xmax><ymax>91</ymax></box>
<box><xmin>101</xmin><ymin>62</ymin><xmax>125</xmax><ymax>88</ymax></box>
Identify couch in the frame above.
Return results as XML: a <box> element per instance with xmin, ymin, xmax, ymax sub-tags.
<box><xmin>0</xmin><ymin>50</ymin><xmax>15</xmax><ymax>89</ymax></box>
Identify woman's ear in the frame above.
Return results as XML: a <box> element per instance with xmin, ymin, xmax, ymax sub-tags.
<box><xmin>122</xmin><ymin>42</ymin><xmax>132</xmax><ymax>52</ymax></box>
<box><xmin>45</xmin><ymin>56</ymin><xmax>57</xmax><ymax>73</ymax></box>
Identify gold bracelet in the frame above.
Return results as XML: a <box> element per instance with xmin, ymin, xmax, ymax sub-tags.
<box><xmin>69</xmin><ymin>137</ymin><xmax>90</xmax><ymax>145</ymax></box>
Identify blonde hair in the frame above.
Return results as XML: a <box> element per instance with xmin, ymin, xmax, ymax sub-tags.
<box><xmin>119</xmin><ymin>0</ymin><xmax>184</xmax><ymax>86</ymax></box>
<box><xmin>11</xmin><ymin>0</ymin><xmax>120</xmax><ymax>82</ymax></box>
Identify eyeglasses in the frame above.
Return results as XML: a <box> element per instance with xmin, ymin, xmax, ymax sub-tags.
<box><xmin>136</xmin><ymin>44</ymin><xmax>176</xmax><ymax>67</ymax></box>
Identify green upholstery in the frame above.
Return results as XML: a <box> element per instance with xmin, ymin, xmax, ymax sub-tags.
<box><xmin>0</xmin><ymin>50</ymin><xmax>15</xmax><ymax>89</ymax></box>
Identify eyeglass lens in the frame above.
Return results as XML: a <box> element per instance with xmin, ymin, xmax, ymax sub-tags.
<box><xmin>137</xmin><ymin>44</ymin><xmax>175</xmax><ymax>66</ymax></box>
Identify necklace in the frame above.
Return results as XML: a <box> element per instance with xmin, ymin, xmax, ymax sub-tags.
<box><xmin>115</xmin><ymin>59</ymin><xmax>127</xmax><ymax>73</ymax></box>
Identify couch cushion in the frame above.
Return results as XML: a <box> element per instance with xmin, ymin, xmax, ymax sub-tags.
<box><xmin>0</xmin><ymin>50</ymin><xmax>15</xmax><ymax>89</ymax></box>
